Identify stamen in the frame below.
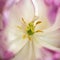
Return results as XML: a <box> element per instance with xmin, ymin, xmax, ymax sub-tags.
<box><xmin>17</xmin><ymin>26</ymin><xmax>22</xmax><ymax>30</ymax></box>
<box><xmin>34</xmin><ymin>20</ymin><xmax>42</xmax><ymax>27</ymax></box>
<box><xmin>36</xmin><ymin>21</ymin><xmax>42</xmax><ymax>25</ymax></box>
<box><xmin>35</xmin><ymin>30</ymin><xmax>43</xmax><ymax>33</ymax></box>
<box><xmin>22</xmin><ymin>18</ymin><xmax>26</xmax><ymax>24</ymax></box>
<box><xmin>22</xmin><ymin>34</ymin><xmax>27</xmax><ymax>39</ymax></box>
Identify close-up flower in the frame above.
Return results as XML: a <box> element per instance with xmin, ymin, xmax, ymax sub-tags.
<box><xmin>0</xmin><ymin>0</ymin><xmax>60</xmax><ymax>60</ymax></box>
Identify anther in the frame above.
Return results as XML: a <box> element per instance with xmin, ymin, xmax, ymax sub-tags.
<box><xmin>36</xmin><ymin>21</ymin><xmax>42</xmax><ymax>25</ymax></box>
<box><xmin>22</xmin><ymin>34</ymin><xmax>26</xmax><ymax>39</ymax></box>
<box><xmin>35</xmin><ymin>30</ymin><xmax>43</xmax><ymax>33</ymax></box>
<box><xmin>22</xmin><ymin>18</ymin><xmax>26</xmax><ymax>24</ymax></box>
<box><xmin>17</xmin><ymin>26</ymin><xmax>22</xmax><ymax>30</ymax></box>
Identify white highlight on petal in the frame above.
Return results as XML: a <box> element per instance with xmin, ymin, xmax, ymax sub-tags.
<box><xmin>8</xmin><ymin>30</ymin><xmax>29</xmax><ymax>54</ymax></box>
<box><xmin>32</xmin><ymin>0</ymin><xmax>38</xmax><ymax>16</ymax></box>
<box><xmin>12</xmin><ymin>40</ymin><xmax>36</xmax><ymax>60</ymax></box>
<box><xmin>8</xmin><ymin>32</ymin><xmax>16</xmax><ymax>42</ymax></box>
<box><xmin>9</xmin><ymin>43</ymin><xmax>16</xmax><ymax>51</ymax></box>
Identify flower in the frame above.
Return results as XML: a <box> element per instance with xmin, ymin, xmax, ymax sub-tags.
<box><xmin>0</xmin><ymin>0</ymin><xmax>60</xmax><ymax>60</ymax></box>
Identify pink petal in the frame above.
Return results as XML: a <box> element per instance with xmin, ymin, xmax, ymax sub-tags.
<box><xmin>47</xmin><ymin>6</ymin><xmax>58</xmax><ymax>24</ymax></box>
<box><xmin>3</xmin><ymin>50</ymin><xmax>14</xmax><ymax>60</ymax></box>
<box><xmin>44</xmin><ymin>0</ymin><xmax>60</xmax><ymax>24</ymax></box>
<box><xmin>0</xmin><ymin>12</ymin><xmax>14</xmax><ymax>59</ymax></box>
<box><xmin>0</xmin><ymin>31</ymin><xmax>14</xmax><ymax>60</ymax></box>
<box><xmin>44</xmin><ymin>0</ymin><xmax>60</xmax><ymax>7</ymax></box>
<box><xmin>5</xmin><ymin>0</ymin><xmax>21</xmax><ymax>10</ymax></box>
<box><xmin>44</xmin><ymin>8</ymin><xmax>60</xmax><ymax>32</ymax></box>
<box><xmin>44</xmin><ymin>0</ymin><xmax>53</xmax><ymax>6</ymax></box>
<box><xmin>0</xmin><ymin>1</ymin><xmax>16</xmax><ymax>59</ymax></box>
<box><xmin>53</xmin><ymin>52</ymin><xmax>60</xmax><ymax>60</ymax></box>
<box><xmin>37</xmin><ymin>47</ymin><xmax>60</xmax><ymax>60</ymax></box>
<box><xmin>37</xmin><ymin>47</ymin><xmax>54</xmax><ymax>60</ymax></box>
<box><xmin>54</xmin><ymin>0</ymin><xmax>60</xmax><ymax>7</ymax></box>
<box><xmin>0</xmin><ymin>0</ymin><xmax>21</xmax><ymax>12</ymax></box>
<box><xmin>0</xmin><ymin>0</ymin><xmax>7</xmax><ymax>13</ymax></box>
<box><xmin>5</xmin><ymin>0</ymin><xmax>15</xmax><ymax>9</ymax></box>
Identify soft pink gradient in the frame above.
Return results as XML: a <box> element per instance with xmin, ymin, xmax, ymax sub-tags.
<box><xmin>44</xmin><ymin>0</ymin><xmax>60</xmax><ymax>6</ymax></box>
<box><xmin>38</xmin><ymin>47</ymin><xmax>60</xmax><ymax>60</ymax></box>
<box><xmin>44</xmin><ymin>0</ymin><xmax>60</xmax><ymax>24</ymax></box>
<box><xmin>0</xmin><ymin>29</ymin><xmax>14</xmax><ymax>60</ymax></box>
<box><xmin>0</xmin><ymin>0</ymin><xmax>7</xmax><ymax>13</ymax></box>
<box><xmin>0</xmin><ymin>0</ymin><xmax>17</xmax><ymax>60</ymax></box>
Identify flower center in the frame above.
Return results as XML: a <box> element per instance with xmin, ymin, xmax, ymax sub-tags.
<box><xmin>17</xmin><ymin>17</ymin><xmax>42</xmax><ymax>40</ymax></box>
<box><xmin>26</xmin><ymin>22</ymin><xmax>35</xmax><ymax>35</ymax></box>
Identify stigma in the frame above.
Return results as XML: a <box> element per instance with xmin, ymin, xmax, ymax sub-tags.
<box><xmin>26</xmin><ymin>22</ymin><xmax>35</xmax><ymax>35</ymax></box>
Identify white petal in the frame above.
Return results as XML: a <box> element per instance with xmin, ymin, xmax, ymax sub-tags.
<box><xmin>34</xmin><ymin>29</ymin><xmax>60</xmax><ymax>51</ymax></box>
<box><xmin>37</xmin><ymin>0</ymin><xmax>48</xmax><ymax>19</ymax></box>
<box><xmin>8</xmin><ymin>36</ymin><xmax>28</xmax><ymax>54</ymax></box>
<box><xmin>9</xmin><ymin>0</ymin><xmax>34</xmax><ymax>23</ymax></box>
<box><xmin>40</xmin><ymin>29</ymin><xmax>60</xmax><ymax>50</ymax></box>
<box><xmin>5</xmin><ymin>17</ymin><xmax>29</xmax><ymax>54</ymax></box>
<box><xmin>34</xmin><ymin>43</ymin><xmax>44</xmax><ymax>60</ymax></box>
<box><xmin>12</xmin><ymin>41</ymin><xmax>36</xmax><ymax>60</ymax></box>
